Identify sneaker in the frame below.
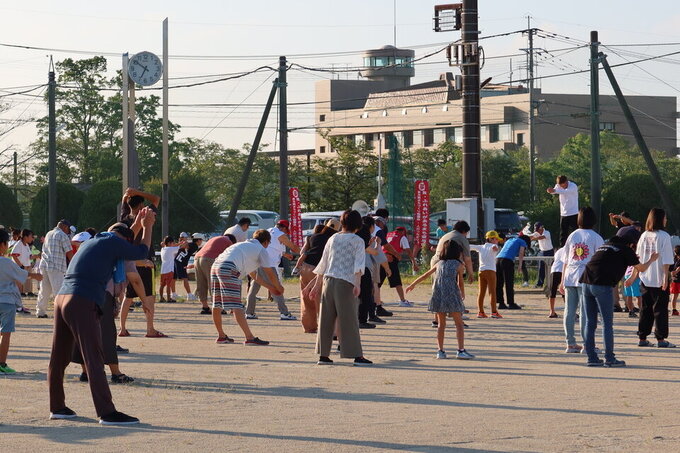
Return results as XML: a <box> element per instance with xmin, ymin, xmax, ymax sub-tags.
<box><xmin>623</xmin><ymin>306</ymin><xmax>630</xmax><ymax>313</ymax></box>
<box><xmin>280</xmin><ymin>313</ymin><xmax>297</xmax><ymax>321</ymax></box>
<box><xmin>244</xmin><ymin>337</ymin><xmax>269</xmax><ymax>346</ymax></box>
<box><xmin>50</xmin><ymin>407</ymin><xmax>77</xmax><ymax>420</ymax></box>
<box><xmin>461</xmin><ymin>314</ymin><xmax>470</xmax><ymax>320</ymax></box>
<box><xmin>613</xmin><ymin>306</ymin><xmax>623</xmax><ymax>312</ymax></box>
<box><xmin>99</xmin><ymin>411</ymin><xmax>140</xmax><ymax>425</ymax></box>
<box><xmin>16</xmin><ymin>307</ymin><xmax>30</xmax><ymax>314</ymax></box>
<box><xmin>221</xmin><ymin>309</ymin><xmax>228</xmax><ymax>315</ymax></box>
<box><xmin>491</xmin><ymin>312</ymin><xmax>503</xmax><ymax>319</ymax></box>
<box><xmin>586</xmin><ymin>359</ymin><xmax>604</xmax><ymax>367</ymax></box>
<box><xmin>497</xmin><ymin>303</ymin><xmax>509</xmax><ymax>310</ymax></box>
<box><xmin>436</xmin><ymin>350</ymin><xmax>447</xmax><ymax>359</ymax></box>
<box><xmin>353</xmin><ymin>357</ymin><xmax>373</xmax><ymax>366</ymax></box>
<box><xmin>111</xmin><ymin>374</ymin><xmax>135</xmax><ymax>384</ymax></box>
<box><xmin>581</xmin><ymin>347</ymin><xmax>601</xmax><ymax>354</ymax></box>
<box><xmin>171</xmin><ymin>293</ymin><xmax>179</xmax><ymax>300</ymax></box>
<box><xmin>657</xmin><ymin>340</ymin><xmax>677</xmax><ymax>348</ymax></box>
<box><xmin>548</xmin><ymin>313</ymin><xmax>558</xmax><ymax>318</ymax></box>
<box><xmin>521</xmin><ymin>281</ymin><xmax>529</xmax><ymax>287</ymax></box>
<box><xmin>246</xmin><ymin>314</ymin><xmax>258</xmax><ymax>320</ymax></box>
<box><xmin>673</xmin><ymin>309</ymin><xmax>680</xmax><ymax>316</ymax></box>
<box><xmin>565</xmin><ymin>345</ymin><xmax>582</xmax><ymax>353</ymax></box>
<box><xmin>628</xmin><ymin>311</ymin><xmax>638</xmax><ymax>318</ymax></box>
<box><xmin>27</xmin><ymin>292</ymin><xmax>37</xmax><ymax>297</ymax></box>
<box><xmin>167</xmin><ymin>299</ymin><xmax>177</xmax><ymax>304</ymax></box>
<box><xmin>186</xmin><ymin>294</ymin><xmax>197</xmax><ymax>301</ymax></box>
<box><xmin>359</xmin><ymin>322</ymin><xmax>376</xmax><ymax>329</ymax></box>
<box><xmin>477</xmin><ymin>312</ymin><xmax>488</xmax><ymax>318</ymax></box>
<box><xmin>638</xmin><ymin>339</ymin><xmax>653</xmax><ymax>347</ymax></box>
<box><xmin>216</xmin><ymin>336</ymin><xmax>234</xmax><ymax>344</ymax></box>
<box><xmin>116</xmin><ymin>345</ymin><xmax>129</xmax><ymax>354</ymax></box>
<box><xmin>376</xmin><ymin>305</ymin><xmax>393</xmax><ymax>317</ymax></box>
<box><xmin>633</xmin><ymin>307</ymin><xmax>640</xmax><ymax>313</ymax></box>
<box><xmin>398</xmin><ymin>300</ymin><xmax>414</xmax><ymax>307</ymax></box>
<box><xmin>317</xmin><ymin>356</ymin><xmax>334</xmax><ymax>365</ymax></box>
<box><xmin>368</xmin><ymin>315</ymin><xmax>386</xmax><ymax>324</ymax></box>
<box><xmin>37</xmin><ymin>314</ymin><xmax>49</xmax><ymax>319</ymax></box>
<box><xmin>20</xmin><ymin>292</ymin><xmax>27</xmax><ymax>297</ymax></box>
<box><xmin>604</xmin><ymin>359</ymin><xmax>626</xmax><ymax>368</ymax></box>
<box><xmin>431</xmin><ymin>320</ymin><xmax>438</xmax><ymax>328</ymax></box>
<box><xmin>508</xmin><ymin>303</ymin><xmax>522</xmax><ymax>310</ymax></box>
<box><xmin>0</xmin><ymin>363</ymin><xmax>17</xmax><ymax>374</ymax></box>
<box><xmin>158</xmin><ymin>297</ymin><xmax>167</xmax><ymax>303</ymax></box>
<box><xmin>200</xmin><ymin>307</ymin><xmax>212</xmax><ymax>315</ymax></box>
<box><xmin>456</xmin><ymin>349</ymin><xmax>475</xmax><ymax>360</ymax></box>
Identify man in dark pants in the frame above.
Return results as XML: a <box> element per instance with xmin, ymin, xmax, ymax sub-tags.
<box><xmin>48</xmin><ymin>206</ymin><xmax>155</xmax><ymax>425</ymax></box>
<box><xmin>547</xmin><ymin>175</ymin><xmax>579</xmax><ymax>247</ymax></box>
<box><xmin>495</xmin><ymin>235</ymin><xmax>526</xmax><ymax>310</ymax></box>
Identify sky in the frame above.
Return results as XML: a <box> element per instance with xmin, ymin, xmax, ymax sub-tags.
<box><xmin>1</xmin><ymin>0</ymin><xmax>679</xmax><ymax>171</ymax></box>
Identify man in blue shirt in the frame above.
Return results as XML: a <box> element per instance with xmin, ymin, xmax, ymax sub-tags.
<box><xmin>495</xmin><ymin>234</ymin><xmax>526</xmax><ymax>310</ymax></box>
<box><xmin>48</xmin><ymin>206</ymin><xmax>156</xmax><ymax>426</ymax></box>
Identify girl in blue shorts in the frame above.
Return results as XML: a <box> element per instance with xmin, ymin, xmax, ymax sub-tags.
<box><xmin>623</xmin><ymin>266</ymin><xmax>641</xmax><ymax>318</ymax></box>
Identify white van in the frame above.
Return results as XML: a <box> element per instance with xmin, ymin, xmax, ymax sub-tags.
<box><xmin>217</xmin><ymin>210</ymin><xmax>280</xmax><ymax>239</ymax></box>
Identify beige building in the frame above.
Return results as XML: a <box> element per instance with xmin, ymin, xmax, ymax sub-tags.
<box><xmin>314</xmin><ymin>47</ymin><xmax>677</xmax><ymax>159</ymax></box>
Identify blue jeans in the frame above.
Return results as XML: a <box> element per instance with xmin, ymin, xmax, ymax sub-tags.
<box><xmin>581</xmin><ymin>283</ymin><xmax>616</xmax><ymax>362</ymax></box>
<box><xmin>536</xmin><ymin>249</ymin><xmax>554</xmax><ymax>286</ymax></box>
<box><xmin>563</xmin><ymin>286</ymin><xmax>585</xmax><ymax>346</ymax></box>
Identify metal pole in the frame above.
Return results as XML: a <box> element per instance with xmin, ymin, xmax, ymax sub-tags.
<box><xmin>162</xmin><ymin>18</ymin><xmax>169</xmax><ymax>237</ymax></box>
<box><xmin>48</xmin><ymin>63</ymin><xmax>57</xmax><ymax>229</ymax></box>
<box><xmin>278</xmin><ymin>56</ymin><xmax>289</xmax><ymax>220</ymax></box>
<box><xmin>461</xmin><ymin>0</ymin><xmax>483</xmax><ymax>235</ymax></box>
<box><xmin>127</xmin><ymin>82</ymin><xmax>139</xmax><ymax>189</ymax></box>
<box><xmin>13</xmin><ymin>151</ymin><xmax>17</xmax><ymax>197</ymax></box>
<box><xmin>528</xmin><ymin>19</ymin><xmax>536</xmax><ymax>203</ymax></box>
<box><xmin>589</xmin><ymin>31</ymin><xmax>601</xmax><ymax>232</ymax></box>
<box><xmin>226</xmin><ymin>79</ymin><xmax>279</xmax><ymax>226</ymax></box>
<box><xmin>122</xmin><ymin>53</ymin><xmax>129</xmax><ymax>192</ymax></box>
<box><xmin>599</xmin><ymin>53</ymin><xmax>680</xmax><ymax>233</ymax></box>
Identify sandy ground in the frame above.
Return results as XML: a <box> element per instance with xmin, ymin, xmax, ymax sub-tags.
<box><xmin>2</xmin><ymin>280</ymin><xmax>680</xmax><ymax>453</ymax></box>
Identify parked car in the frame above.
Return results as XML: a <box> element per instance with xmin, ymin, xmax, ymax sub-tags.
<box><xmin>428</xmin><ymin>208</ymin><xmax>523</xmax><ymax>245</ymax></box>
<box><xmin>301</xmin><ymin>211</ymin><xmax>344</xmax><ymax>239</ymax></box>
<box><xmin>216</xmin><ymin>210</ymin><xmax>280</xmax><ymax>239</ymax></box>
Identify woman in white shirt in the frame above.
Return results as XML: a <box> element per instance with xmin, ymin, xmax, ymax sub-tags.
<box><xmin>560</xmin><ymin>207</ymin><xmax>604</xmax><ymax>353</ymax></box>
<box><xmin>636</xmin><ymin>208</ymin><xmax>676</xmax><ymax>348</ymax></box>
<box><xmin>310</xmin><ymin>210</ymin><xmax>372</xmax><ymax>366</ymax></box>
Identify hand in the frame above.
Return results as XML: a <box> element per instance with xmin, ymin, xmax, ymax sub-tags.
<box><xmin>124</xmin><ymin>187</ymin><xmax>136</xmax><ymax>199</ymax></box>
<box><xmin>558</xmin><ymin>284</ymin><xmax>565</xmax><ymax>296</ymax></box>
<box><xmin>30</xmin><ymin>272</ymin><xmax>43</xmax><ymax>282</ymax></box>
<box><xmin>141</xmin><ymin>206</ymin><xmax>156</xmax><ymax>228</ymax></box>
<box><xmin>466</xmin><ymin>274</ymin><xmax>474</xmax><ymax>283</ymax></box>
<box><xmin>547</xmin><ymin>188</ymin><xmax>555</xmax><ymax>194</ymax></box>
<box><xmin>624</xmin><ymin>278</ymin><xmax>634</xmax><ymax>288</ymax></box>
<box><xmin>386</xmin><ymin>269</ymin><xmax>392</xmax><ymax>278</ymax></box>
<box><xmin>352</xmin><ymin>286</ymin><xmax>360</xmax><ymax>298</ymax></box>
<box><xmin>649</xmin><ymin>252</ymin><xmax>659</xmax><ymax>262</ymax></box>
<box><xmin>405</xmin><ymin>284</ymin><xmax>413</xmax><ymax>294</ymax></box>
<box><xmin>413</xmin><ymin>263</ymin><xmax>420</xmax><ymax>272</ymax></box>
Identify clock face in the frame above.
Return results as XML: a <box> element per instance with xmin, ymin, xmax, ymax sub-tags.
<box><xmin>128</xmin><ymin>51</ymin><xmax>163</xmax><ymax>86</ymax></box>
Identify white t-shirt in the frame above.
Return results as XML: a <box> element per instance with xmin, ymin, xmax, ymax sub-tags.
<box><xmin>531</xmin><ymin>229</ymin><xmax>554</xmax><ymax>251</ymax></box>
<box><xmin>216</xmin><ymin>239</ymin><xmax>270</xmax><ymax>278</ymax></box>
<box><xmin>160</xmin><ymin>246</ymin><xmax>179</xmax><ymax>274</ymax></box>
<box><xmin>636</xmin><ymin>230</ymin><xmax>674</xmax><ymax>288</ymax></box>
<box><xmin>562</xmin><ymin>229</ymin><xmax>604</xmax><ymax>287</ymax></box>
<box><xmin>10</xmin><ymin>241</ymin><xmax>32</xmax><ymax>267</ymax></box>
<box><xmin>266</xmin><ymin>227</ymin><xmax>286</xmax><ymax>268</ymax></box>
<box><xmin>552</xmin><ymin>181</ymin><xmax>579</xmax><ymax>217</ymax></box>
<box><xmin>470</xmin><ymin>243</ymin><xmax>498</xmax><ymax>272</ymax></box>
<box><xmin>550</xmin><ymin>247</ymin><xmax>567</xmax><ymax>273</ymax></box>
<box><xmin>399</xmin><ymin>236</ymin><xmax>410</xmax><ymax>250</ymax></box>
<box><xmin>225</xmin><ymin>224</ymin><xmax>248</xmax><ymax>243</ymax></box>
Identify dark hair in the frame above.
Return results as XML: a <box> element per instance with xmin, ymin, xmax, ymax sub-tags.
<box><xmin>556</xmin><ymin>175</ymin><xmax>568</xmax><ymax>185</ymax></box>
<box><xmin>453</xmin><ymin>220</ymin><xmax>470</xmax><ymax>233</ymax></box>
<box><xmin>437</xmin><ymin>218</ymin><xmax>446</xmax><ymax>226</ymax></box>
<box><xmin>163</xmin><ymin>235</ymin><xmax>174</xmax><ymax>245</ymax></box>
<box><xmin>340</xmin><ymin>210</ymin><xmax>362</xmax><ymax>232</ymax></box>
<box><xmin>21</xmin><ymin>229</ymin><xmax>33</xmax><ymax>238</ymax></box>
<box><xmin>253</xmin><ymin>229</ymin><xmax>271</xmax><ymax>244</ymax></box>
<box><xmin>674</xmin><ymin>245</ymin><xmax>680</xmax><ymax>257</ymax></box>
<box><xmin>11</xmin><ymin>228</ymin><xmax>21</xmax><ymax>237</ymax></box>
<box><xmin>313</xmin><ymin>224</ymin><xmax>324</xmax><ymax>234</ymax></box>
<box><xmin>0</xmin><ymin>229</ymin><xmax>8</xmax><ymax>245</ymax></box>
<box><xmin>128</xmin><ymin>195</ymin><xmax>145</xmax><ymax>209</ymax></box>
<box><xmin>375</xmin><ymin>208</ymin><xmax>389</xmax><ymax>219</ymax></box>
<box><xmin>439</xmin><ymin>239</ymin><xmax>462</xmax><ymax>261</ymax></box>
<box><xmin>519</xmin><ymin>234</ymin><xmax>531</xmax><ymax>247</ymax></box>
<box><xmin>85</xmin><ymin>227</ymin><xmax>97</xmax><ymax>237</ymax></box>
<box><xmin>109</xmin><ymin>223</ymin><xmax>134</xmax><ymax>241</ymax></box>
<box><xmin>356</xmin><ymin>224</ymin><xmax>372</xmax><ymax>247</ymax></box>
<box><xmin>237</xmin><ymin>217</ymin><xmax>252</xmax><ymax>226</ymax></box>
<box><xmin>224</xmin><ymin>233</ymin><xmax>237</xmax><ymax>243</ymax></box>
<box><xmin>362</xmin><ymin>215</ymin><xmax>375</xmax><ymax>228</ymax></box>
<box><xmin>645</xmin><ymin>207</ymin><xmax>666</xmax><ymax>231</ymax></box>
<box><xmin>577</xmin><ymin>207</ymin><xmax>596</xmax><ymax>229</ymax></box>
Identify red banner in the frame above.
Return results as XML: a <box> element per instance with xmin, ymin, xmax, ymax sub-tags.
<box><xmin>413</xmin><ymin>180</ymin><xmax>430</xmax><ymax>246</ymax></box>
<box><xmin>288</xmin><ymin>187</ymin><xmax>303</xmax><ymax>248</ymax></box>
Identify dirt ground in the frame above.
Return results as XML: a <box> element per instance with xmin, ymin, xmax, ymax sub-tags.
<box><xmin>2</xmin><ymin>280</ymin><xmax>680</xmax><ymax>452</ymax></box>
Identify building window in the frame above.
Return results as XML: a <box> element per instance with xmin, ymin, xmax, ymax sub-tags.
<box><xmin>365</xmin><ymin>133</ymin><xmax>374</xmax><ymax>143</ymax></box>
<box><xmin>489</xmin><ymin>125</ymin><xmax>499</xmax><ymax>143</ymax></box>
<box><xmin>517</xmin><ymin>133</ymin><xmax>525</xmax><ymax>146</ymax></box>
<box><xmin>480</xmin><ymin>125</ymin><xmax>489</xmax><ymax>142</ymax></box>
<box><xmin>319</xmin><ymin>114</ymin><xmax>326</xmax><ymax>122</ymax></box>
<box><xmin>446</xmin><ymin>127</ymin><xmax>455</xmax><ymax>142</ymax></box>
<box><xmin>434</xmin><ymin>128</ymin><xmax>446</xmax><ymax>144</ymax></box>
<box><xmin>423</xmin><ymin>129</ymin><xmax>434</xmax><ymax>147</ymax></box>
<box><xmin>499</xmin><ymin>124</ymin><xmax>512</xmax><ymax>141</ymax></box>
<box><xmin>412</xmin><ymin>130</ymin><xmax>423</xmax><ymax>147</ymax></box>
<box><xmin>403</xmin><ymin>130</ymin><xmax>413</xmax><ymax>148</ymax></box>
<box><xmin>442</xmin><ymin>105</ymin><xmax>449</xmax><ymax>112</ymax></box>
<box><xmin>454</xmin><ymin>127</ymin><xmax>463</xmax><ymax>144</ymax></box>
<box><xmin>402</xmin><ymin>108</ymin><xmax>408</xmax><ymax>115</ymax></box>
<box><xmin>320</xmin><ymin>146</ymin><xmax>326</xmax><ymax>154</ymax></box>
<box><xmin>599</xmin><ymin>122</ymin><xmax>615</xmax><ymax>131</ymax></box>
<box><xmin>421</xmin><ymin>107</ymin><xmax>428</xmax><ymax>113</ymax></box>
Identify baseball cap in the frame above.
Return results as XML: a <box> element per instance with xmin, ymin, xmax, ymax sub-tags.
<box><xmin>485</xmin><ymin>230</ymin><xmax>500</xmax><ymax>240</ymax></box>
<box><xmin>192</xmin><ymin>233</ymin><xmax>205</xmax><ymax>240</ymax></box>
<box><xmin>533</xmin><ymin>222</ymin><xmax>543</xmax><ymax>230</ymax></box>
<box><xmin>69</xmin><ymin>225</ymin><xmax>77</xmax><ymax>234</ymax></box>
<box><xmin>395</xmin><ymin>226</ymin><xmax>407</xmax><ymax>232</ymax></box>
<box><xmin>71</xmin><ymin>231</ymin><xmax>92</xmax><ymax>243</ymax></box>
<box><xmin>277</xmin><ymin>219</ymin><xmax>290</xmax><ymax>228</ymax></box>
<box><xmin>616</xmin><ymin>225</ymin><xmax>641</xmax><ymax>245</ymax></box>
<box><xmin>58</xmin><ymin>219</ymin><xmax>71</xmax><ymax>227</ymax></box>
<box><xmin>179</xmin><ymin>232</ymin><xmax>190</xmax><ymax>238</ymax></box>
<box><xmin>325</xmin><ymin>218</ymin><xmax>341</xmax><ymax>231</ymax></box>
<box><xmin>373</xmin><ymin>216</ymin><xmax>386</xmax><ymax>225</ymax></box>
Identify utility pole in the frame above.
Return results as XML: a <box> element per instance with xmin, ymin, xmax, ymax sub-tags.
<box><xmin>278</xmin><ymin>56</ymin><xmax>289</xmax><ymax>220</ymax></box>
<box><xmin>13</xmin><ymin>151</ymin><xmax>17</xmax><ymax>198</ymax></box>
<box><xmin>527</xmin><ymin>16</ymin><xmax>537</xmax><ymax>203</ymax></box>
<box><xmin>122</xmin><ymin>53</ymin><xmax>129</xmax><ymax>192</ymax></box>
<box><xmin>48</xmin><ymin>57</ymin><xmax>57</xmax><ymax>229</ymax></box>
<box><xmin>589</xmin><ymin>31</ymin><xmax>601</xmax><ymax>232</ymax></box>
<box><xmin>162</xmin><ymin>18</ymin><xmax>169</xmax><ymax>238</ymax></box>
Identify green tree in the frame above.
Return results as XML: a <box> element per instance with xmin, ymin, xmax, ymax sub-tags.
<box><xmin>0</xmin><ymin>182</ymin><xmax>23</xmax><ymax>228</ymax></box>
<box><xmin>29</xmin><ymin>182</ymin><xmax>84</xmax><ymax>235</ymax></box>
<box><xmin>78</xmin><ymin>179</ymin><xmax>122</xmax><ymax>232</ymax></box>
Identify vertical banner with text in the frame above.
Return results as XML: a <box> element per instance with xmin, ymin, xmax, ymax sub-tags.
<box><xmin>413</xmin><ymin>180</ymin><xmax>430</xmax><ymax>246</ymax></box>
<box><xmin>288</xmin><ymin>187</ymin><xmax>303</xmax><ymax>248</ymax></box>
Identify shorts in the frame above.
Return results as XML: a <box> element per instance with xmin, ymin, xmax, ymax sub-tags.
<box><xmin>0</xmin><ymin>304</ymin><xmax>17</xmax><ymax>333</ymax></box>
<box><xmin>210</xmin><ymin>260</ymin><xmax>244</xmax><ymax>310</ymax></box>
<box><xmin>623</xmin><ymin>277</ymin><xmax>641</xmax><ymax>298</ymax></box>
<box><xmin>160</xmin><ymin>272</ymin><xmax>174</xmax><ymax>286</ymax></box>
<box><xmin>125</xmin><ymin>266</ymin><xmax>154</xmax><ymax>298</ymax></box>
<box><xmin>546</xmin><ymin>272</ymin><xmax>563</xmax><ymax>299</ymax></box>
<box><xmin>174</xmin><ymin>264</ymin><xmax>188</xmax><ymax>280</ymax></box>
<box><xmin>379</xmin><ymin>259</ymin><xmax>402</xmax><ymax>288</ymax></box>
<box><xmin>670</xmin><ymin>281</ymin><xmax>680</xmax><ymax>295</ymax></box>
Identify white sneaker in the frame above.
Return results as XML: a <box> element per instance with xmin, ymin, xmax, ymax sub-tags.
<box><xmin>521</xmin><ymin>281</ymin><xmax>529</xmax><ymax>287</ymax></box>
<box><xmin>280</xmin><ymin>313</ymin><xmax>297</xmax><ymax>321</ymax></box>
<box><xmin>246</xmin><ymin>313</ymin><xmax>258</xmax><ymax>320</ymax></box>
<box><xmin>399</xmin><ymin>300</ymin><xmax>414</xmax><ymax>307</ymax></box>
<box><xmin>456</xmin><ymin>349</ymin><xmax>475</xmax><ymax>360</ymax></box>
<box><xmin>171</xmin><ymin>293</ymin><xmax>179</xmax><ymax>300</ymax></box>
<box><xmin>436</xmin><ymin>350</ymin><xmax>447</xmax><ymax>359</ymax></box>
<box><xmin>186</xmin><ymin>294</ymin><xmax>196</xmax><ymax>301</ymax></box>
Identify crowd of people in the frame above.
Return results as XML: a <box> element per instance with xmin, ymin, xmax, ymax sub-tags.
<box><xmin>1</xmin><ymin>175</ymin><xmax>679</xmax><ymax>424</ymax></box>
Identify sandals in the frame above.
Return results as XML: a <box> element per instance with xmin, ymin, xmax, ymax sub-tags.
<box><xmin>118</xmin><ymin>329</ymin><xmax>130</xmax><ymax>337</ymax></box>
<box><xmin>145</xmin><ymin>331</ymin><xmax>168</xmax><ymax>338</ymax></box>
<box><xmin>111</xmin><ymin>374</ymin><xmax>135</xmax><ymax>384</ymax></box>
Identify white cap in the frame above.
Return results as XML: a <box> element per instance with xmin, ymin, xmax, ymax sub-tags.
<box><xmin>179</xmin><ymin>232</ymin><xmax>190</xmax><ymax>238</ymax></box>
<box><xmin>72</xmin><ymin>232</ymin><xmax>92</xmax><ymax>243</ymax></box>
<box><xmin>192</xmin><ymin>233</ymin><xmax>205</xmax><ymax>240</ymax></box>
<box><xmin>70</xmin><ymin>225</ymin><xmax>77</xmax><ymax>233</ymax></box>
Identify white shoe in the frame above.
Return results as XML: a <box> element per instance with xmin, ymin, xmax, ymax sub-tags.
<box><xmin>280</xmin><ymin>313</ymin><xmax>297</xmax><ymax>321</ymax></box>
<box><xmin>186</xmin><ymin>294</ymin><xmax>196</xmax><ymax>301</ymax></box>
<box><xmin>436</xmin><ymin>350</ymin><xmax>447</xmax><ymax>359</ymax></box>
<box><xmin>461</xmin><ymin>315</ymin><xmax>470</xmax><ymax>320</ymax></box>
<box><xmin>521</xmin><ymin>281</ymin><xmax>529</xmax><ymax>287</ymax></box>
<box><xmin>171</xmin><ymin>293</ymin><xmax>179</xmax><ymax>299</ymax></box>
<box><xmin>399</xmin><ymin>300</ymin><xmax>414</xmax><ymax>307</ymax></box>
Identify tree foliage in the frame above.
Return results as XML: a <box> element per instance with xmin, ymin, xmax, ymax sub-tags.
<box><xmin>0</xmin><ymin>182</ymin><xmax>23</xmax><ymax>228</ymax></box>
<box><xmin>29</xmin><ymin>182</ymin><xmax>85</xmax><ymax>235</ymax></box>
<box><xmin>78</xmin><ymin>179</ymin><xmax>122</xmax><ymax>232</ymax></box>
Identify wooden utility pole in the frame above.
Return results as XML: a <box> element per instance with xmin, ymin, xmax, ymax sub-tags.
<box><xmin>162</xmin><ymin>18</ymin><xmax>169</xmax><ymax>237</ymax></box>
<box><xmin>278</xmin><ymin>56</ymin><xmax>289</xmax><ymax>220</ymax></box>
<box><xmin>590</xmin><ymin>31</ymin><xmax>601</xmax><ymax>232</ymax></box>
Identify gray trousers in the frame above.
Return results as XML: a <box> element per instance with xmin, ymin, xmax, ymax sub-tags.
<box><xmin>246</xmin><ymin>267</ymin><xmax>290</xmax><ymax>315</ymax></box>
<box><xmin>316</xmin><ymin>276</ymin><xmax>363</xmax><ymax>359</ymax></box>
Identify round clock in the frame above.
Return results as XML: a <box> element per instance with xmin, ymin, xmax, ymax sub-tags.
<box><xmin>128</xmin><ymin>51</ymin><xmax>163</xmax><ymax>86</ymax></box>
